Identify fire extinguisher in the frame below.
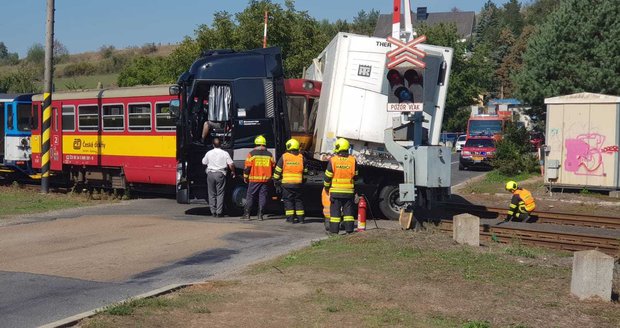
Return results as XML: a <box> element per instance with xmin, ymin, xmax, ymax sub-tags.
<box><xmin>357</xmin><ymin>195</ymin><xmax>367</xmax><ymax>231</ymax></box>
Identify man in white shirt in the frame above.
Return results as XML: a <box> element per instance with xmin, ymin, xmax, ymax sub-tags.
<box><xmin>202</xmin><ymin>138</ymin><xmax>235</xmax><ymax>217</ymax></box>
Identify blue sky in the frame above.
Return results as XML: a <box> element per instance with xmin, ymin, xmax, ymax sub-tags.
<box><xmin>1</xmin><ymin>0</ymin><xmax>509</xmax><ymax>57</ymax></box>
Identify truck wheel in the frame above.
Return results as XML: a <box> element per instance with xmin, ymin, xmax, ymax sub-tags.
<box><xmin>176</xmin><ymin>183</ymin><xmax>190</xmax><ymax>204</ymax></box>
<box><xmin>378</xmin><ymin>185</ymin><xmax>402</xmax><ymax>220</ymax></box>
<box><xmin>226</xmin><ymin>179</ymin><xmax>247</xmax><ymax>216</ymax></box>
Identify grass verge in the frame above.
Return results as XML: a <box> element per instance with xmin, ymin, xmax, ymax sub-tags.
<box><xmin>462</xmin><ymin>170</ymin><xmax>536</xmax><ymax>194</ymax></box>
<box><xmin>0</xmin><ymin>184</ymin><xmax>119</xmax><ymax>219</ymax></box>
<box><xmin>80</xmin><ymin>230</ymin><xmax>619</xmax><ymax>328</ymax></box>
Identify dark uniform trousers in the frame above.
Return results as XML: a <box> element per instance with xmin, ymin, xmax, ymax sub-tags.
<box><xmin>329</xmin><ymin>194</ymin><xmax>355</xmax><ymax>233</ymax></box>
<box><xmin>246</xmin><ymin>182</ymin><xmax>269</xmax><ymax>214</ymax></box>
<box><xmin>282</xmin><ymin>185</ymin><xmax>304</xmax><ymax>221</ymax></box>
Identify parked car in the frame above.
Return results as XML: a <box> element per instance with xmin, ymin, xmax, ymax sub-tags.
<box><xmin>455</xmin><ymin>135</ymin><xmax>467</xmax><ymax>152</ymax></box>
<box><xmin>459</xmin><ymin>137</ymin><xmax>496</xmax><ymax>170</ymax></box>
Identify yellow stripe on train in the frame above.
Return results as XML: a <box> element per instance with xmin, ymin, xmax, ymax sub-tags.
<box><xmin>61</xmin><ymin>135</ymin><xmax>176</xmax><ymax>158</ymax></box>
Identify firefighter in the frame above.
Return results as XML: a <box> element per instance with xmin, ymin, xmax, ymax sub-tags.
<box><xmin>321</xmin><ymin>187</ymin><xmax>331</xmax><ymax>231</ymax></box>
<box><xmin>505</xmin><ymin>180</ymin><xmax>536</xmax><ymax>222</ymax></box>
<box><xmin>242</xmin><ymin>135</ymin><xmax>275</xmax><ymax>221</ymax></box>
<box><xmin>324</xmin><ymin>138</ymin><xmax>358</xmax><ymax>234</ymax></box>
<box><xmin>273</xmin><ymin>138</ymin><xmax>307</xmax><ymax>224</ymax></box>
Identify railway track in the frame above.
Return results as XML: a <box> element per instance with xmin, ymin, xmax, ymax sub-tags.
<box><xmin>440</xmin><ymin>220</ymin><xmax>620</xmax><ymax>256</ymax></box>
<box><xmin>444</xmin><ymin>203</ymin><xmax>620</xmax><ymax>230</ymax></box>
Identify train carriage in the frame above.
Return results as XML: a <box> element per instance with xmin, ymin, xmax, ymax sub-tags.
<box><xmin>31</xmin><ymin>86</ymin><xmax>176</xmax><ymax>189</ymax></box>
<box><xmin>0</xmin><ymin>93</ymin><xmax>36</xmax><ymax>178</ymax></box>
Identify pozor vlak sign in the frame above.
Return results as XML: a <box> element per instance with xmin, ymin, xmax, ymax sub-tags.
<box><xmin>385</xmin><ymin>35</ymin><xmax>427</xmax><ymax>112</ymax></box>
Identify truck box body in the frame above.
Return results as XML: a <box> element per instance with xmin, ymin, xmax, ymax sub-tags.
<box><xmin>305</xmin><ymin>32</ymin><xmax>452</xmax><ymax>170</ymax></box>
<box><xmin>306</xmin><ymin>33</ymin><xmax>400</xmax><ymax>166</ymax></box>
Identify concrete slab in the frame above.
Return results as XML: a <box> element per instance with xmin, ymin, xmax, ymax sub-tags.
<box><xmin>453</xmin><ymin>213</ymin><xmax>480</xmax><ymax>246</ymax></box>
<box><xmin>571</xmin><ymin>250</ymin><xmax>614</xmax><ymax>301</ymax></box>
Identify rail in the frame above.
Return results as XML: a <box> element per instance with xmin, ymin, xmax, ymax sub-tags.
<box><xmin>444</xmin><ymin>203</ymin><xmax>620</xmax><ymax>230</ymax></box>
<box><xmin>440</xmin><ymin>220</ymin><xmax>620</xmax><ymax>256</ymax></box>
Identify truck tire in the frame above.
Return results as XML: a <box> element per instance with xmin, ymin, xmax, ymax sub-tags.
<box><xmin>226</xmin><ymin>179</ymin><xmax>247</xmax><ymax>216</ymax></box>
<box><xmin>176</xmin><ymin>182</ymin><xmax>190</xmax><ymax>204</ymax></box>
<box><xmin>378</xmin><ymin>185</ymin><xmax>402</xmax><ymax>220</ymax></box>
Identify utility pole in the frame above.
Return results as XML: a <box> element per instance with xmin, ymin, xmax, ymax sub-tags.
<box><xmin>41</xmin><ymin>0</ymin><xmax>54</xmax><ymax>193</ymax></box>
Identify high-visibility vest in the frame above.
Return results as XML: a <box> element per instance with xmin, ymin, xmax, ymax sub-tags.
<box><xmin>281</xmin><ymin>152</ymin><xmax>304</xmax><ymax>184</ymax></box>
<box><xmin>514</xmin><ymin>188</ymin><xmax>536</xmax><ymax>212</ymax></box>
<box><xmin>321</xmin><ymin>188</ymin><xmax>331</xmax><ymax>218</ymax></box>
<box><xmin>244</xmin><ymin>148</ymin><xmax>274</xmax><ymax>183</ymax></box>
<box><xmin>329</xmin><ymin>156</ymin><xmax>356</xmax><ymax>194</ymax></box>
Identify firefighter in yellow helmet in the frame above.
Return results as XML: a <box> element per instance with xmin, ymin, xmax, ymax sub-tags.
<box><xmin>504</xmin><ymin>180</ymin><xmax>536</xmax><ymax>222</ymax></box>
<box><xmin>273</xmin><ymin>138</ymin><xmax>308</xmax><ymax>224</ymax></box>
<box><xmin>324</xmin><ymin>138</ymin><xmax>358</xmax><ymax>234</ymax></box>
<box><xmin>242</xmin><ymin>135</ymin><xmax>274</xmax><ymax>221</ymax></box>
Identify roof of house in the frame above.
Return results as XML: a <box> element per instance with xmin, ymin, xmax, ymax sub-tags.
<box><xmin>373</xmin><ymin>10</ymin><xmax>476</xmax><ymax>40</ymax></box>
<box><xmin>544</xmin><ymin>92</ymin><xmax>620</xmax><ymax>104</ymax></box>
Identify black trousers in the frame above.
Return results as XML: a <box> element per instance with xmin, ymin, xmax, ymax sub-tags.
<box><xmin>282</xmin><ymin>185</ymin><xmax>304</xmax><ymax>219</ymax></box>
<box><xmin>329</xmin><ymin>195</ymin><xmax>355</xmax><ymax>233</ymax></box>
<box><xmin>246</xmin><ymin>182</ymin><xmax>268</xmax><ymax>213</ymax></box>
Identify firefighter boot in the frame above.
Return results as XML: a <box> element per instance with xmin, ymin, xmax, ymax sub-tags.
<box><xmin>258</xmin><ymin>209</ymin><xmax>264</xmax><ymax>221</ymax></box>
<box><xmin>299</xmin><ymin>216</ymin><xmax>305</xmax><ymax>224</ymax></box>
<box><xmin>343</xmin><ymin>221</ymin><xmax>355</xmax><ymax>234</ymax></box>
<box><xmin>241</xmin><ymin>208</ymin><xmax>251</xmax><ymax>221</ymax></box>
<box><xmin>329</xmin><ymin>221</ymin><xmax>340</xmax><ymax>234</ymax></box>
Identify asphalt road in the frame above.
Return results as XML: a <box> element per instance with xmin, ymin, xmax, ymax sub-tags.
<box><xmin>0</xmin><ymin>200</ymin><xmax>330</xmax><ymax>328</ymax></box>
<box><xmin>450</xmin><ymin>151</ymin><xmax>487</xmax><ymax>186</ymax></box>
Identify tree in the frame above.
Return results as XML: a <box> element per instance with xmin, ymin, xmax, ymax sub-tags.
<box><xmin>523</xmin><ymin>0</ymin><xmax>561</xmax><ymax>26</ymax></box>
<box><xmin>494</xmin><ymin>28</ymin><xmax>516</xmax><ymax>98</ymax></box>
<box><xmin>26</xmin><ymin>43</ymin><xmax>45</xmax><ymax>65</ymax></box>
<box><xmin>475</xmin><ymin>0</ymin><xmax>500</xmax><ymax>47</ymax></box>
<box><xmin>0</xmin><ymin>42</ymin><xmax>19</xmax><ymax>66</ymax></box>
<box><xmin>498</xmin><ymin>25</ymin><xmax>537</xmax><ymax>98</ymax></box>
<box><xmin>501</xmin><ymin>0</ymin><xmax>524</xmax><ymax>36</ymax></box>
<box><xmin>514</xmin><ymin>0</ymin><xmax>620</xmax><ymax>119</ymax></box>
<box><xmin>54</xmin><ymin>40</ymin><xmax>69</xmax><ymax>64</ymax></box>
<box><xmin>417</xmin><ymin>23</ymin><xmax>494</xmax><ymax>130</ymax></box>
<box><xmin>117</xmin><ymin>56</ymin><xmax>170</xmax><ymax>87</ymax></box>
<box><xmin>350</xmin><ymin>9</ymin><xmax>379</xmax><ymax>36</ymax></box>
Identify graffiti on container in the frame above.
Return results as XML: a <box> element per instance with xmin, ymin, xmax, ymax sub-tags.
<box><xmin>564</xmin><ymin>132</ymin><xmax>618</xmax><ymax>176</ymax></box>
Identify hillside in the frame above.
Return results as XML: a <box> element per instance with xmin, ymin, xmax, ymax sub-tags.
<box><xmin>0</xmin><ymin>43</ymin><xmax>178</xmax><ymax>92</ymax></box>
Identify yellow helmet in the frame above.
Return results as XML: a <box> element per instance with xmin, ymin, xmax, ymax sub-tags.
<box><xmin>254</xmin><ymin>135</ymin><xmax>267</xmax><ymax>146</ymax></box>
<box><xmin>505</xmin><ymin>180</ymin><xmax>518</xmax><ymax>192</ymax></box>
<box><xmin>334</xmin><ymin>138</ymin><xmax>350</xmax><ymax>152</ymax></box>
<box><xmin>286</xmin><ymin>138</ymin><xmax>300</xmax><ymax>151</ymax></box>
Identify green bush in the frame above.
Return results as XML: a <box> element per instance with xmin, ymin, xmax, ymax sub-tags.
<box><xmin>492</xmin><ymin>122</ymin><xmax>538</xmax><ymax>175</ymax></box>
<box><xmin>62</xmin><ymin>62</ymin><xmax>96</xmax><ymax>77</ymax></box>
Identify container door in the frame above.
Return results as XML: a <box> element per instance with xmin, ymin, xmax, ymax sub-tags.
<box><xmin>50</xmin><ymin>106</ymin><xmax>63</xmax><ymax>171</ymax></box>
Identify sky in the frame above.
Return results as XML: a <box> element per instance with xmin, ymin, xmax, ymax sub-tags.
<box><xmin>0</xmin><ymin>0</ymin><xmax>510</xmax><ymax>57</ymax></box>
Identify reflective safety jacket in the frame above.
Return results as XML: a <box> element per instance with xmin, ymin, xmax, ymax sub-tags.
<box><xmin>324</xmin><ymin>154</ymin><xmax>358</xmax><ymax>197</ymax></box>
<box><xmin>273</xmin><ymin>151</ymin><xmax>307</xmax><ymax>186</ymax></box>
<box><xmin>513</xmin><ymin>188</ymin><xmax>536</xmax><ymax>212</ymax></box>
<box><xmin>243</xmin><ymin>147</ymin><xmax>274</xmax><ymax>183</ymax></box>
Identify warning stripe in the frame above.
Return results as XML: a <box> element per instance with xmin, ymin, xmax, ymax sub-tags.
<box><xmin>41</xmin><ymin>93</ymin><xmax>52</xmax><ymax>178</ymax></box>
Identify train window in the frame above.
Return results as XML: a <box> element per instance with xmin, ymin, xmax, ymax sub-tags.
<box><xmin>62</xmin><ymin>106</ymin><xmax>75</xmax><ymax>131</ymax></box>
<box><xmin>7</xmin><ymin>105</ymin><xmax>14</xmax><ymax>130</ymax></box>
<box><xmin>78</xmin><ymin>105</ymin><xmax>99</xmax><ymax>131</ymax></box>
<box><xmin>102</xmin><ymin>104</ymin><xmax>124</xmax><ymax>131</ymax></box>
<box><xmin>18</xmin><ymin>103</ymin><xmax>34</xmax><ymax>131</ymax></box>
<box><xmin>128</xmin><ymin>103</ymin><xmax>151</xmax><ymax>131</ymax></box>
<box><xmin>287</xmin><ymin>96</ymin><xmax>307</xmax><ymax>133</ymax></box>
<box><xmin>31</xmin><ymin>104</ymin><xmax>39</xmax><ymax>130</ymax></box>
<box><xmin>155</xmin><ymin>103</ymin><xmax>175</xmax><ymax>131</ymax></box>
